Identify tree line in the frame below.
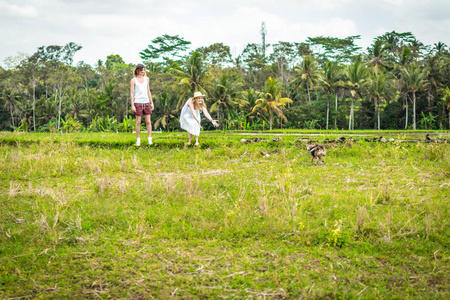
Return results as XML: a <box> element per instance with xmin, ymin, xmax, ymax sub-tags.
<box><xmin>1</xmin><ymin>31</ymin><xmax>450</xmax><ymax>133</ymax></box>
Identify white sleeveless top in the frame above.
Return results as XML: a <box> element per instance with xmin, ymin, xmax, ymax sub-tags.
<box><xmin>133</xmin><ymin>77</ymin><xmax>150</xmax><ymax>104</ymax></box>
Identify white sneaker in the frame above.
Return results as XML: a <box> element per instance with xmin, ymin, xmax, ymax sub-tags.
<box><xmin>148</xmin><ymin>137</ymin><xmax>153</xmax><ymax>145</ymax></box>
<box><xmin>136</xmin><ymin>138</ymin><xmax>141</xmax><ymax>146</ymax></box>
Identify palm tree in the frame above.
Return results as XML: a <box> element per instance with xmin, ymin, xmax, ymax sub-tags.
<box><xmin>171</xmin><ymin>51</ymin><xmax>210</xmax><ymax>108</ymax></box>
<box><xmin>36</xmin><ymin>94</ymin><xmax>58</xmax><ymax>124</ymax></box>
<box><xmin>409</xmin><ymin>38</ymin><xmax>426</xmax><ymax>60</ymax></box>
<box><xmin>253</xmin><ymin>77</ymin><xmax>293</xmax><ymax>130</ymax></box>
<box><xmin>208</xmin><ymin>72</ymin><xmax>244</xmax><ymax>129</ymax></box>
<box><xmin>391</xmin><ymin>48</ymin><xmax>414</xmax><ymax>129</ymax></box>
<box><xmin>46</xmin><ymin>63</ymin><xmax>75</xmax><ymax>130</ymax></box>
<box><xmin>102</xmin><ymin>79</ymin><xmax>116</xmax><ymax>116</ymax></box>
<box><xmin>84</xmin><ymin>88</ymin><xmax>101</xmax><ymax>121</ymax></box>
<box><xmin>64</xmin><ymin>88</ymin><xmax>88</xmax><ymax>120</ymax></box>
<box><xmin>153</xmin><ymin>91</ymin><xmax>178</xmax><ymax>131</ymax></box>
<box><xmin>368</xmin><ymin>69</ymin><xmax>395</xmax><ymax>130</ymax></box>
<box><xmin>1</xmin><ymin>88</ymin><xmax>20</xmax><ymax>127</ymax></box>
<box><xmin>240</xmin><ymin>88</ymin><xmax>261</xmax><ymax>125</ymax></box>
<box><xmin>14</xmin><ymin>97</ymin><xmax>33</xmax><ymax>131</ymax></box>
<box><xmin>292</xmin><ymin>55</ymin><xmax>320</xmax><ymax>104</ymax></box>
<box><xmin>367</xmin><ymin>40</ymin><xmax>390</xmax><ymax>71</ymax></box>
<box><xmin>424</xmin><ymin>54</ymin><xmax>446</xmax><ymax>110</ymax></box>
<box><xmin>318</xmin><ymin>61</ymin><xmax>344</xmax><ymax>130</ymax></box>
<box><xmin>344</xmin><ymin>58</ymin><xmax>368</xmax><ymax>130</ymax></box>
<box><xmin>435</xmin><ymin>41</ymin><xmax>447</xmax><ymax>54</ymax></box>
<box><xmin>441</xmin><ymin>87</ymin><xmax>450</xmax><ymax>129</ymax></box>
<box><xmin>241</xmin><ymin>88</ymin><xmax>260</xmax><ymax>114</ymax></box>
<box><xmin>401</xmin><ymin>62</ymin><xmax>428</xmax><ymax>130</ymax></box>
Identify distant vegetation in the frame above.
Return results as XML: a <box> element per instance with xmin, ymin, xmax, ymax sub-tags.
<box><xmin>1</xmin><ymin>31</ymin><xmax>450</xmax><ymax>134</ymax></box>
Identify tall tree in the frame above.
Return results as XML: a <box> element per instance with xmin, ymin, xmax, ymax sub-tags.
<box><xmin>292</xmin><ymin>55</ymin><xmax>320</xmax><ymax>104</ymax></box>
<box><xmin>208</xmin><ymin>71</ymin><xmax>244</xmax><ymax>129</ymax></box>
<box><xmin>105</xmin><ymin>54</ymin><xmax>125</xmax><ymax>70</ymax></box>
<box><xmin>196</xmin><ymin>43</ymin><xmax>232</xmax><ymax>67</ymax></box>
<box><xmin>344</xmin><ymin>57</ymin><xmax>368</xmax><ymax>130</ymax></box>
<box><xmin>241</xmin><ymin>88</ymin><xmax>261</xmax><ymax>114</ymax></box>
<box><xmin>172</xmin><ymin>52</ymin><xmax>210</xmax><ymax>108</ymax></box>
<box><xmin>17</xmin><ymin>56</ymin><xmax>40</xmax><ymax>131</ymax></box>
<box><xmin>441</xmin><ymin>87</ymin><xmax>450</xmax><ymax>129</ymax></box>
<box><xmin>306</xmin><ymin>35</ymin><xmax>362</xmax><ymax>63</ymax></box>
<box><xmin>76</xmin><ymin>61</ymin><xmax>97</xmax><ymax>91</ymax></box>
<box><xmin>368</xmin><ymin>69</ymin><xmax>395</xmax><ymax>130</ymax></box>
<box><xmin>269</xmin><ymin>42</ymin><xmax>296</xmax><ymax>84</ymax></box>
<box><xmin>240</xmin><ymin>43</ymin><xmax>272</xmax><ymax>89</ymax></box>
<box><xmin>64</xmin><ymin>88</ymin><xmax>87</xmax><ymax>121</ymax></box>
<box><xmin>153</xmin><ymin>91</ymin><xmax>178</xmax><ymax>131</ymax></box>
<box><xmin>367</xmin><ymin>40</ymin><xmax>390</xmax><ymax>71</ymax></box>
<box><xmin>433</xmin><ymin>42</ymin><xmax>448</xmax><ymax>56</ymax></box>
<box><xmin>318</xmin><ymin>61</ymin><xmax>344</xmax><ymax>130</ymax></box>
<box><xmin>293</xmin><ymin>42</ymin><xmax>312</xmax><ymax>58</ymax></box>
<box><xmin>240</xmin><ymin>88</ymin><xmax>261</xmax><ymax>125</ymax></box>
<box><xmin>21</xmin><ymin>43</ymin><xmax>82</xmax><ymax>130</ymax></box>
<box><xmin>36</xmin><ymin>94</ymin><xmax>58</xmax><ymax>125</ymax></box>
<box><xmin>401</xmin><ymin>62</ymin><xmax>428</xmax><ymax>130</ymax></box>
<box><xmin>47</xmin><ymin>63</ymin><xmax>80</xmax><ymax>130</ymax></box>
<box><xmin>29</xmin><ymin>42</ymin><xmax>82</xmax><ymax>66</ymax></box>
<box><xmin>253</xmin><ymin>77</ymin><xmax>292</xmax><ymax>130</ymax></box>
<box><xmin>62</xmin><ymin>42</ymin><xmax>83</xmax><ymax>66</ymax></box>
<box><xmin>423</xmin><ymin>54</ymin><xmax>444</xmax><ymax>110</ymax></box>
<box><xmin>0</xmin><ymin>88</ymin><xmax>19</xmax><ymax>127</ymax></box>
<box><xmin>374</xmin><ymin>31</ymin><xmax>422</xmax><ymax>65</ymax></box>
<box><xmin>140</xmin><ymin>34</ymin><xmax>191</xmax><ymax>67</ymax></box>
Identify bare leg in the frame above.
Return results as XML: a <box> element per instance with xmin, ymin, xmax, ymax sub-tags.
<box><xmin>188</xmin><ymin>134</ymin><xmax>192</xmax><ymax>145</ymax></box>
<box><xmin>145</xmin><ymin>115</ymin><xmax>152</xmax><ymax>138</ymax></box>
<box><xmin>194</xmin><ymin>135</ymin><xmax>199</xmax><ymax>146</ymax></box>
<box><xmin>135</xmin><ymin>116</ymin><xmax>141</xmax><ymax>138</ymax></box>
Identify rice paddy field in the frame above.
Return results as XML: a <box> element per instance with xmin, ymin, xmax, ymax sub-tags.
<box><xmin>1</xmin><ymin>130</ymin><xmax>449</xmax><ymax>299</ymax></box>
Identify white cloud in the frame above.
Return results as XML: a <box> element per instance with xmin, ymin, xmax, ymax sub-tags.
<box><xmin>77</xmin><ymin>14</ymin><xmax>137</xmax><ymax>36</ymax></box>
<box><xmin>1</xmin><ymin>0</ymin><xmax>450</xmax><ymax>67</ymax></box>
<box><xmin>283</xmin><ymin>18</ymin><xmax>358</xmax><ymax>40</ymax></box>
<box><xmin>313</xmin><ymin>0</ymin><xmax>355</xmax><ymax>10</ymax></box>
<box><xmin>0</xmin><ymin>3</ymin><xmax>38</xmax><ymax>17</ymax></box>
<box><xmin>379</xmin><ymin>0</ymin><xmax>406</xmax><ymax>6</ymax></box>
<box><xmin>177</xmin><ymin>7</ymin><xmax>358</xmax><ymax>56</ymax></box>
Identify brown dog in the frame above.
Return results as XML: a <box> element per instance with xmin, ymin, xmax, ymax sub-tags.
<box><xmin>306</xmin><ymin>144</ymin><xmax>326</xmax><ymax>164</ymax></box>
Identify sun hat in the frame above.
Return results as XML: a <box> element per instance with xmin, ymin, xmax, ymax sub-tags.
<box><xmin>193</xmin><ymin>91</ymin><xmax>206</xmax><ymax>99</ymax></box>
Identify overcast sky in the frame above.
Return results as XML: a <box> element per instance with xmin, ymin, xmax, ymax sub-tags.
<box><xmin>1</xmin><ymin>0</ymin><xmax>449</xmax><ymax>67</ymax></box>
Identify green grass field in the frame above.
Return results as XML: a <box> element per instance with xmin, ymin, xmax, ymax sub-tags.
<box><xmin>1</xmin><ymin>131</ymin><xmax>449</xmax><ymax>299</ymax></box>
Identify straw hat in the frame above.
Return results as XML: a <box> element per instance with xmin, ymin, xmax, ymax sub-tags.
<box><xmin>193</xmin><ymin>91</ymin><xmax>206</xmax><ymax>99</ymax></box>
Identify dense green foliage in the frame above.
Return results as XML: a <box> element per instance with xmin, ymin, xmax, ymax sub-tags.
<box><xmin>1</xmin><ymin>31</ymin><xmax>450</xmax><ymax>135</ymax></box>
<box><xmin>1</xmin><ymin>132</ymin><xmax>449</xmax><ymax>298</ymax></box>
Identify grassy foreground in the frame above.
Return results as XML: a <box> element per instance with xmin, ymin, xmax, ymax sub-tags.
<box><xmin>1</xmin><ymin>132</ymin><xmax>449</xmax><ymax>299</ymax></box>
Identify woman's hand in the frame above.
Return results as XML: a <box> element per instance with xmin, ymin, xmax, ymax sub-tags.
<box><xmin>211</xmin><ymin>120</ymin><xmax>219</xmax><ymax>127</ymax></box>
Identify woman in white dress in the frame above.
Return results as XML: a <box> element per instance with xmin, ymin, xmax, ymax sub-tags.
<box><xmin>180</xmin><ymin>91</ymin><xmax>219</xmax><ymax>146</ymax></box>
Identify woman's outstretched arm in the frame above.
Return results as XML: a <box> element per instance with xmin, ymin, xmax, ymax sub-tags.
<box><xmin>201</xmin><ymin>106</ymin><xmax>219</xmax><ymax>127</ymax></box>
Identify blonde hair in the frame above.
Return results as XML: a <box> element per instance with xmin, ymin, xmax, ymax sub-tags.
<box><xmin>191</xmin><ymin>97</ymin><xmax>206</xmax><ymax>110</ymax></box>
